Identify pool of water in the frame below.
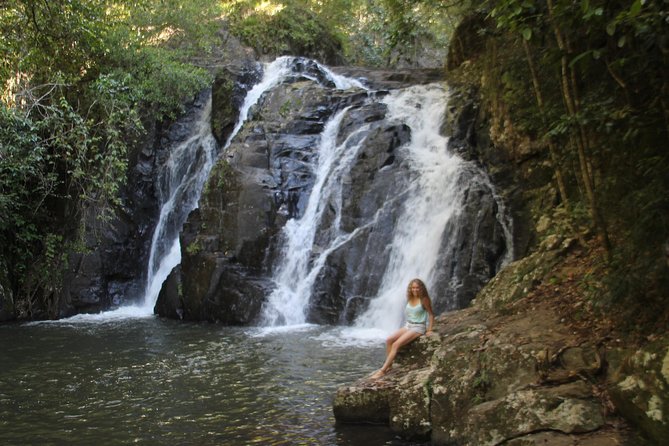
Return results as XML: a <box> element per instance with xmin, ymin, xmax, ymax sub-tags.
<box><xmin>0</xmin><ymin>317</ymin><xmax>426</xmax><ymax>445</ymax></box>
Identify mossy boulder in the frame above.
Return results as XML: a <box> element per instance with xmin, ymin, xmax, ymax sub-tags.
<box><xmin>609</xmin><ymin>337</ymin><xmax>669</xmax><ymax>444</ymax></box>
<box><xmin>333</xmin><ymin>335</ymin><xmax>440</xmax><ymax>440</ymax></box>
<box><xmin>475</xmin><ymin>245</ymin><xmax>565</xmax><ymax>311</ymax></box>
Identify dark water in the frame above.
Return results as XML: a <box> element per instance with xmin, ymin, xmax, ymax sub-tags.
<box><xmin>0</xmin><ymin>318</ymin><xmax>421</xmax><ymax>445</ymax></box>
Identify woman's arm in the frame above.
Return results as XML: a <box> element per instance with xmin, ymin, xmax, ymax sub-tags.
<box><xmin>423</xmin><ymin>297</ymin><xmax>435</xmax><ymax>334</ymax></box>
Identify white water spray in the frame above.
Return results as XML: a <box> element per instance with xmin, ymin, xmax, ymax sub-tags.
<box><xmin>261</xmin><ymin>108</ymin><xmax>372</xmax><ymax>326</ymax></box>
<box><xmin>354</xmin><ymin>85</ymin><xmax>465</xmax><ymax>331</ymax></box>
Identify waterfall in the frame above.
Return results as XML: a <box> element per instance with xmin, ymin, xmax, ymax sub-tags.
<box><xmin>141</xmin><ymin>96</ymin><xmax>218</xmax><ymax>312</ymax></box>
<box><xmin>260</xmin><ymin>80</ymin><xmax>512</xmax><ymax>331</ymax></box>
<box><xmin>260</xmin><ymin>84</ymin><xmax>458</xmax><ymax>327</ymax></box>
<box><xmin>143</xmin><ymin>57</ymin><xmax>362</xmax><ymax>315</ymax></box>
<box><xmin>261</xmin><ymin>108</ymin><xmax>371</xmax><ymax>326</ymax></box>
<box><xmin>60</xmin><ymin>56</ymin><xmax>509</xmax><ymax>327</ymax></box>
<box><xmin>142</xmin><ymin>60</ymin><xmax>294</xmax><ymax>312</ymax></box>
<box><xmin>354</xmin><ymin>85</ymin><xmax>464</xmax><ymax>331</ymax></box>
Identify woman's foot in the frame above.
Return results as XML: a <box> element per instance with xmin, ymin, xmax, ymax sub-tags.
<box><xmin>369</xmin><ymin>367</ymin><xmax>390</xmax><ymax>379</ymax></box>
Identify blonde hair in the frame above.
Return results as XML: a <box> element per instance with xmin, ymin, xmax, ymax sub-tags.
<box><xmin>406</xmin><ymin>278</ymin><xmax>430</xmax><ymax>302</ymax></box>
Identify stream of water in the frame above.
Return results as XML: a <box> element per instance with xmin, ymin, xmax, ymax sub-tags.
<box><xmin>0</xmin><ymin>320</ymin><xmax>422</xmax><ymax>445</ymax></box>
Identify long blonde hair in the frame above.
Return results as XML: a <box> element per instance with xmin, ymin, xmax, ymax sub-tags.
<box><xmin>406</xmin><ymin>278</ymin><xmax>430</xmax><ymax>303</ymax></box>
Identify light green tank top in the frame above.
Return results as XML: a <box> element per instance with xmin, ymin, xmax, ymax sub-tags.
<box><xmin>405</xmin><ymin>300</ymin><xmax>427</xmax><ymax>324</ymax></box>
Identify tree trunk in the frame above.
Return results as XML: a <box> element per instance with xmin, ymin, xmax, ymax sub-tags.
<box><xmin>523</xmin><ymin>39</ymin><xmax>586</xmax><ymax>247</ymax></box>
<box><xmin>546</xmin><ymin>0</ymin><xmax>611</xmax><ymax>253</ymax></box>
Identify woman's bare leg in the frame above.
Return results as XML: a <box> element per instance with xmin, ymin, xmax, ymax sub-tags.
<box><xmin>371</xmin><ymin>329</ymin><xmax>422</xmax><ymax>379</ymax></box>
<box><xmin>385</xmin><ymin>328</ymin><xmax>408</xmax><ymax>356</ymax></box>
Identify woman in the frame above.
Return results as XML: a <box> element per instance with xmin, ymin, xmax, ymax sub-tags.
<box><xmin>370</xmin><ymin>278</ymin><xmax>435</xmax><ymax>379</ymax></box>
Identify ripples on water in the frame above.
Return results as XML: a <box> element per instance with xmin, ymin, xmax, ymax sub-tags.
<box><xmin>0</xmin><ymin>319</ymin><xmax>425</xmax><ymax>445</ymax></box>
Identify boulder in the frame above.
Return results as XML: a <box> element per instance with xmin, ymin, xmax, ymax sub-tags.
<box><xmin>608</xmin><ymin>337</ymin><xmax>669</xmax><ymax>444</ymax></box>
<box><xmin>333</xmin><ymin>334</ymin><xmax>440</xmax><ymax>438</ymax></box>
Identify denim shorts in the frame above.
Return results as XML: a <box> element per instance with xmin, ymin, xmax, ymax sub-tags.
<box><xmin>405</xmin><ymin>322</ymin><xmax>427</xmax><ymax>335</ymax></box>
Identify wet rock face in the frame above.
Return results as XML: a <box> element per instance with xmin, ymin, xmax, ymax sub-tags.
<box><xmin>330</xmin><ymin>67</ymin><xmax>445</xmax><ymax>90</ymax></box>
<box><xmin>160</xmin><ymin>61</ymin><xmax>511</xmax><ymax>324</ymax></box>
<box><xmin>168</xmin><ymin>79</ymin><xmax>354</xmax><ymax>323</ymax></box>
<box><xmin>212</xmin><ymin>63</ymin><xmax>262</xmax><ymax>145</ymax></box>
<box><xmin>308</xmin><ymin>105</ymin><xmax>414</xmax><ymax>324</ymax></box>
<box><xmin>59</xmin><ymin>90</ymin><xmax>219</xmax><ymax>317</ymax></box>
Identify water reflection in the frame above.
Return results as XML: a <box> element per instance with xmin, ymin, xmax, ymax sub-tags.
<box><xmin>0</xmin><ymin>319</ymin><xmax>424</xmax><ymax>445</ymax></box>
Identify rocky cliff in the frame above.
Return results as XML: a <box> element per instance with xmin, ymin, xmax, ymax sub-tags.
<box><xmin>155</xmin><ymin>60</ymin><xmax>513</xmax><ymax>324</ymax></box>
<box><xmin>52</xmin><ymin>33</ymin><xmax>257</xmax><ymax>319</ymax></box>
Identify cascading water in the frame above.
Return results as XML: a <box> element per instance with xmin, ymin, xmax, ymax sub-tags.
<box><xmin>143</xmin><ymin>57</ymin><xmax>362</xmax><ymax>316</ymax></box>
<box><xmin>227</xmin><ymin>57</ymin><xmax>364</xmax><ymax>150</ymax></box>
<box><xmin>355</xmin><ymin>85</ymin><xmax>499</xmax><ymax>331</ymax></box>
<box><xmin>261</xmin><ymin>108</ymin><xmax>372</xmax><ymax>326</ymax></box>
<box><xmin>141</xmin><ymin>97</ymin><xmax>218</xmax><ymax>313</ymax></box>
<box><xmin>57</xmin><ymin>94</ymin><xmax>219</xmax><ymax>321</ymax></box>
<box><xmin>260</xmin><ymin>81</ymin><xmax>513</xmax><ymax>332</ymax></box>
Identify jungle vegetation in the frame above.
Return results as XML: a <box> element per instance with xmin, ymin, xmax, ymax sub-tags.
<box><xmin>1</xmin><ymin>0</ymin><xmax>667</xmax><ymax>321</ymax></box>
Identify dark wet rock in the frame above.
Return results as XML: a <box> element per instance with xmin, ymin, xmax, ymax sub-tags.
<box><xmin>330</xmin><ymin>67</ymin><xmax>445</xmax><ymax>90</ymax></box>
<box><xmin>212</xmin><ymin>62</ymin><xmax>262</xmax><ymax>145</ymax></box>
<box><xmin>444</xmin><ymin>85</ymin><xmax>534</xmax><ymax>261</ymax></box>
<box><xmin>308</xmin><ymin>116</ymin><xmax>413</xmax><ymax>324</ymax></box>
<box><xmin>154</xmin><ymin>266</ymin><xmax>184</xmax><ymax>320</ymax></box>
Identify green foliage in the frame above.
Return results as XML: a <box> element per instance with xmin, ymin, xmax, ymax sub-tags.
<box><xmin>107</xmin><ymin>47</ymin><xmax>211</xmax><ymax>120</ymax></box>
<box><xmin>0</xmin><ymin>0</ymin><xmax>108</xmax><ymax>85</ymax></box>
<box><xmin>464</xmin><ymin>0</ymin><xmax>669</xmax><ymax>314</ymax></box>
<box><xmin>0</xmin><ymin>0</ymin><xmax>222</xmax><ymax>318</ymax></box>
<box><xmin>221</xmin><ymin>0</ymin><xmax>457</xmax><ymax>67</ymax></box>
<box><xmin>378</xmin><ymin>0</ymin><xmax>462</xmax><ymax>66</ymax></box>
<box><xmin>224</xmin><ymin>0</ymin><xmax>343</xmax><ymax>62</ymax></box>
<box><xmin>0</xmin><ymin>106</ymin><xmax>53</xmax><ymax>274</ymax></box>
